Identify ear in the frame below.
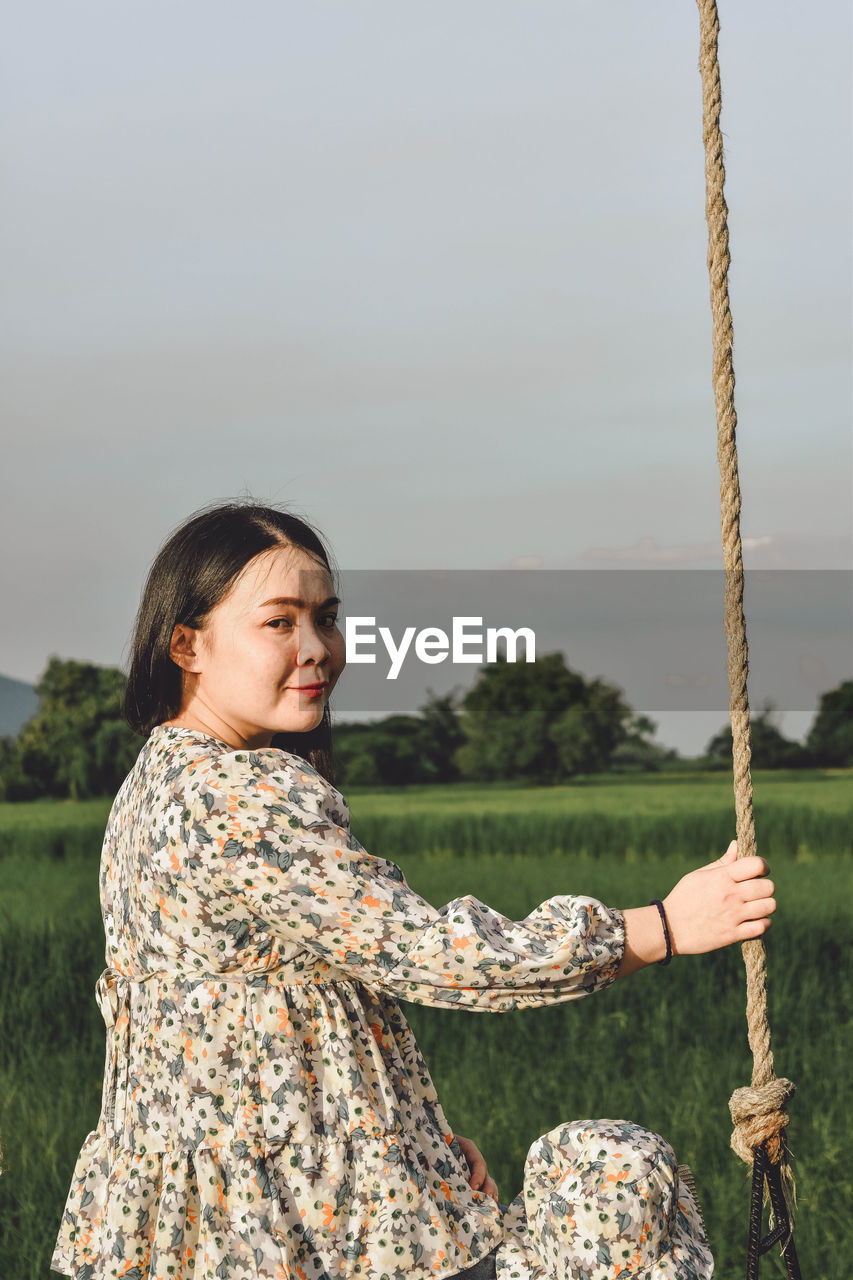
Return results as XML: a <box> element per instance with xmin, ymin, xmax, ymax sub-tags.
<box><xmin>168</xmin><ymin>624</ymin><xmax>203</xmax><ymax>673</ymax></box>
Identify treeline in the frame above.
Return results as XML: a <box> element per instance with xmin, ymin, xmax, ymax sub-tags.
<box><xmin>0</xmin><ymin>660</ymin><xmax>141</xmax><ymax>803</ymax></box>
<box><xmin>1</xmin><ymin>656</ymin><xmax>851</xmax><ymax>801</ymax></box>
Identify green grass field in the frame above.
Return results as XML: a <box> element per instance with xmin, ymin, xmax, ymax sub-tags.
<box><xmin>0</xmin><ymin>771</ymin><xmax>850</xmax><ymax>1279</ymax></box>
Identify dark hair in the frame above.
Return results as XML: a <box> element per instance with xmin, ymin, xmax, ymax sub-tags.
<box><xmin>124</xmin><ymin>501</ymin><xmax>340</xmax><ymax>784</ymax></box>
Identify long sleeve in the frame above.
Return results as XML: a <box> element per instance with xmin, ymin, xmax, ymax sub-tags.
<box><xmin>183</xmin><ymin>746</ymin><xmax>625</xmax><ymax>1011</ymax></box>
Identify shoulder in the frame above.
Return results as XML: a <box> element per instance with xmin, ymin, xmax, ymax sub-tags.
<box><xmin>181</xmin><ymin>738</ymin><xmax>350</xmax><ymax>828</ymax></box>
<box><xmin>201</xmin><ymin>747</ymin><xmax>343</xmax><ymax>803</ymax></box>
<box><xmin>145</xmin><ymin>727</ymin><xmax>406</xmax><ymax>880</ymax></box>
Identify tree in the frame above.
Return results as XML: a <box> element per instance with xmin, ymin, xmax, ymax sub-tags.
<box><xmin>415</xmin><ymin>690</ymin><xmax>464</xmax><ymax>783</ymax></box>
<box><xmin>805</xmin><ymin>680</ymin><xmax>853</xmax><ymax>766</ymax></box>
<box><xmin>608</xmin><ymin>713</ymin><xmax>678</xmax><ymax>772</ymax></box>
<box><xmin>361</xmin><ymin>716</ymin><xmax>427</xmax><ymax>786</ymax></box>
<box><xmin>704</xmin><ymin>700</ymin><xmax>811</xmax><ymax>769</ymax></box>
<box><xmin>332</xmin><ymin>715</ymin><xmax>433</xmax><ymax>787</ymax></box>
<box><xmin>2</xmin><ymin>657</ymin><xmax>140</xmax><ymax>800</ymax></box>
<box><xmin>455</xmin><ymin>651</ymin><xmax>636</xmax><ymax>783</ymax></box>
<box><xmin>0</xmin><ymin>735</ymin><xmax>27</xmax><ymax>802</ymax></box>
<box><xmin>332</xmin><ymin>692</ymin><xmax>465</xmax><ymax>788</ymax></box>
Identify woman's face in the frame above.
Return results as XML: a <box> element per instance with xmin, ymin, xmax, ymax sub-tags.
<box><xmin>171</xmin><ymin>542</ymin><xmax>346</xmax><ymax>748</ymax></box>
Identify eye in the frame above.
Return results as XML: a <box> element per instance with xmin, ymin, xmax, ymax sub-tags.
<box><xmin>266</xmin><ymin>617</ymin><xmax>293</xmax><ymax>630</ymax></box>
<box><xmin>319</xmin><ymin>613</ymin><xmax>339</xmax><ymax>629</ymax></box>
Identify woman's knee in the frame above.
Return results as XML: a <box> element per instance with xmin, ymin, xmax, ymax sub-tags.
<box><xmin>505</xmin><ymin>1120</ymin><xmax>710</xmax><ymax>1279</ymax></box>
<box><xmin>521</xmin><ymin>1118</ymin><xmax>680</xmax><ymax>1240</ymax></box>
<box><xmin>527</xmin><ymin>1117</ymin><xmax>678</xmax><ymax>1185</ymax></box>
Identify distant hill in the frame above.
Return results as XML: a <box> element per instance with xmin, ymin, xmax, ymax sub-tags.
<box><xmin>0</xmin><ymin>673</ymin><xmax>38</xmax><ymax>736</ymax></box>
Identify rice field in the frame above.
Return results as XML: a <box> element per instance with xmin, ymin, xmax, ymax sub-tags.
<box><xmin>0</xmin><ymin>769</ymin><xmax>850</xmax><ymax>1279</ymax></box>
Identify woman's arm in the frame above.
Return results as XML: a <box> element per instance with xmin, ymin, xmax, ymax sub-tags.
<box><xmin>615</xmin><ymin>840</ymin><xmax>775</xmax><ymax>979</ymax></box>
<box><xmin>182</xmin><ymin>751</ymin><xmax>772</xmax><ymax>1005</ymax></box>
<box><xmin>182</xmin><ymin>749</ymin><xmax>625</xmax><ymax>1010</ymax></box>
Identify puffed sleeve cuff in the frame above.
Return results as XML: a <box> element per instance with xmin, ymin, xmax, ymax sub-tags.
<box><xmin>384</xmin><ymin>894</ymin><xmax>626</xmax><ymax>1011</ymax></box>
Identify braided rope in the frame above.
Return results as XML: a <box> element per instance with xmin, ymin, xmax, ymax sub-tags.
<box><xmin>694</xmin><ymin>0</ymin><xmax>796</xmax><ymax>1214</ymax></box>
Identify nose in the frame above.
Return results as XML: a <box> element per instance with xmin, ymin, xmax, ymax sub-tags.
<box><xmin>296</xmin><ymin>619</ymin><xmax>332</xmax><ymax>667</ymax></box>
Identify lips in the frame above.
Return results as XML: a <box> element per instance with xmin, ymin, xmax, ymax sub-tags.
<box><xmin>293</xmin><ymin>682</ymin><xmax>327</xmax><ymax>692</ymax></box>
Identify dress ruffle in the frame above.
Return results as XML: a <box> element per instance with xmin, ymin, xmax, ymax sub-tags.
<box><xmin>51</xmin><ymin>1122</ymin><xmax>505</xmax><ymax>1280</ymax></box>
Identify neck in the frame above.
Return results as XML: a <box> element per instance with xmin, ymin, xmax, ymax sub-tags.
<box><xmin>163</xmin><ymin>704</ymin><xmax>274</xmax><ymax>751</ymax></box>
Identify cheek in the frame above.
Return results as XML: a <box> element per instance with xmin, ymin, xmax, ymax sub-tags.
<box><xmin>238</xmin><ymin>631</ymin><xmax>293</xmax><ymax>678</ymax></box>
<box><xmin>267</xmin><ymin>637</ymin><xmax>299</xmax><ymax>673</ymax></box>
<box><xmin>331</xmin><ymin>632</ymin><xmax>347</xmax><ymax>672</ymax></box>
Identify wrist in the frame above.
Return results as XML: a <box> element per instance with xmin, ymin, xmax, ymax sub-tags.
<box><xmin>649</xmin><ymin>899</ymin><xmax>673</xmax><ymax>966</ymax></box>
<box><xmin>661</xmin><ymin>893</ymin><xmax>681</xmax><ymax>957</ymax></box>
<box><xmin>614</xmin><ymin>905</ymin><xmax>670</xmax><ymax>979</ymax></box>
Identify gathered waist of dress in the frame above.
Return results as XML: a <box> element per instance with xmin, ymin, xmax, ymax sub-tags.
<box><xmin>96</xmin><ymin>954</ymin><xmax>357</xmax><ymax>1023</ymax></box>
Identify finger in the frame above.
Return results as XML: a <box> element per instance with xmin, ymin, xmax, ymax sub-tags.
<box><xmin>740</xmin><ymin>878</ymin><xmax>775</xmax><ymax>902</ymax></box>
<box><xmin>468</xmin><ymin>1156</ymin><xmax>486</xmax><ymax>1189</ymax></box>
<box><xmin>729</xmin><ymin>855</ymin><xmax>770</xmax><ymax>882</ymax></box>
<box><xmin>719</xmin><ymin>840</ymin><xmax>738</xmax><ymax>865</ymax></box>
<box><xmin>737</xmin><ymin>917</ymin><xmax>772</xmax><ymax>941</ymax></box>
<box><xmin>455</xmin><ymin>1136</ymin><xmax>475</xmax><ymax>1164</ymax></box>
<box><xmin>483</xmin><ymin>1176</ymin><xmax>500</xmax><ymax>1202</ymax></box>
<box><xmin>740</xmin><ymin>896</ymin><xmax>776</xmax><ymax>921</ymax></box>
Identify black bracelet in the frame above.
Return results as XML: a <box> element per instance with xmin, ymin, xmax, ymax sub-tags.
<box><xmin>649</xmin><ymin>899</ymin><xmax>673</xmax><ymax>966</ymax></box>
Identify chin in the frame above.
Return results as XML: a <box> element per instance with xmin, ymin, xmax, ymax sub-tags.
<box><xmin>278</xmin><ymin>711</ymin><xmax>326</xmax><ymax>736</ymax></box>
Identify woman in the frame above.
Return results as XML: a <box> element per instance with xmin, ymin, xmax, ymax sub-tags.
<box><xmin>52</xmin><ymin>502</ymin><xmax>775</xmax><ymax>1280</ymax></box>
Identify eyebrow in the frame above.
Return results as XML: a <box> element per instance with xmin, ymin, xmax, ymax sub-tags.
<box><xmin>257</xmin><ymin>595</ymin><xmax>341</xmax><ymax>610</ymax></box>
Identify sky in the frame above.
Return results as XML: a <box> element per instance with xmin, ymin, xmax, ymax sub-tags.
<box><xmin>1</xmin><ymin>0</ymin><xmax>850</xmax><ymax>754</ymax></box>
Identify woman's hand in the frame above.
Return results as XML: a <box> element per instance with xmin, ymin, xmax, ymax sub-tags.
<box><xmin>615</xmin><ymin>840</ymin><xmax>776</xmax><ymax>978</ymax></box>
<box><xmin>455</xmin><ymin>1134</ymin><xmax>500</xmax><ymax>1202</ymax></box>
<box><xmin>663</xmin><ymin>839</ymin><xmax>776</xmax><ymax>955</ymax></box>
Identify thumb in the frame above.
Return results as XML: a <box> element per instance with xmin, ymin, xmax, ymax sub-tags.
<box><xmin>719</xmin><ymin>839</ymin><xmax>738</xmax><ymax>865</ymax></box>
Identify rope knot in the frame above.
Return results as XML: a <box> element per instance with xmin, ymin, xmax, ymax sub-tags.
<box><xmin>728</xmin><ymin>1076</ymin><xmax>795</xmax><ymax>1165</ymax></box>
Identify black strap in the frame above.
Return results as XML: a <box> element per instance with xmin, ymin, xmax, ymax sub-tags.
<box><xmin>745</xmin><ymin>1143</ymin><xmax>802</xmax><ymax>1280</ymax></box>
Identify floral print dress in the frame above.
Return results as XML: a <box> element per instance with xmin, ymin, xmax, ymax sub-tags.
<box><xmin>51</xmin><ymin>725</ymin><xmax>712</xmax><ymax>1280</ymax></box>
